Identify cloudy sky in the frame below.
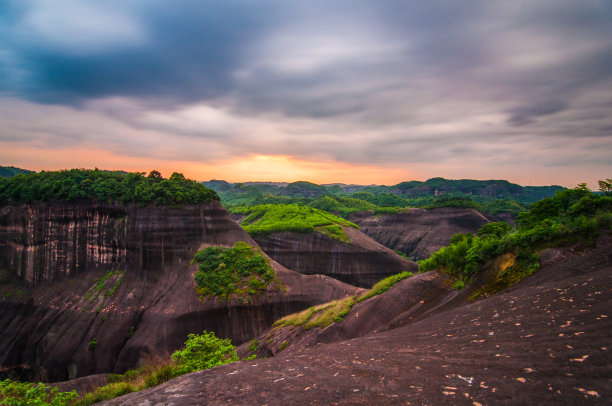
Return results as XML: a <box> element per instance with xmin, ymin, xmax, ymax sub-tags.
<box><xmin>1</xmin><ymin>1</ymin><xmax>611</xmax><ymax>187</ymax></box>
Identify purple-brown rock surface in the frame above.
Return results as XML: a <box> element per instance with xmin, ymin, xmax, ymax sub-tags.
<box><xmin>252</xmin><ymin>227</ymin><xmax>418</xmax><ymax>288</ymax></box>
<box><xmin>0</xmin><ymin>201</ymin><xmax>360</xmax><ymax>381</ymax></box>
<box><xmin>349</xmin><ymin>207</ymin><xmax>492</xmax><ymax>260</ymax></box>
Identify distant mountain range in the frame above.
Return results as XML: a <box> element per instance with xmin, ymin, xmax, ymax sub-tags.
<box><xmin>203</xmin><ymin>177</ymin><xmax>565</xmax><ymax>208</ymax></box>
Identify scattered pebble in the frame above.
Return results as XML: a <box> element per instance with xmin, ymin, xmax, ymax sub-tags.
<box><xmin>575</xmin><ymin>388</ymin><xmax>600</xmax><ymax>397</ymax></box>
<box><xmin>570</xmin><ymin>355</ymin><xmax>589</xmax><ymax>362</ymax></box>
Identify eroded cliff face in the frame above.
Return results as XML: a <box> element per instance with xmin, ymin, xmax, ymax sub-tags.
<box><xmin>349</xmin><ymin>207</ymin><xmax>491</xmax><ymax>260</ymax></box>
<box><xmin>0</xmin><ymin>201</ymin><xmax>360</xmax><ymax>382</ymax></box>
<box><xmin>0</xmin><ymin>201</ymin><xmax>244</xmax><ymax>284</ymax></box>
<box><xmin>253</xmin><ymin>227</ymin><xmax>418</xmax><ymax>288</ymax></box>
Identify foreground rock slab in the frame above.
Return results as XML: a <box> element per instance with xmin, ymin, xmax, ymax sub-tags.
<box><xmin>104</xmin><ymin>237</ymin><xmax>612</xmax><ymax>405</ymax></box>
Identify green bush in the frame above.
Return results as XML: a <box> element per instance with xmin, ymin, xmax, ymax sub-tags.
<box><xmin>192</xmin><ymin>242</ymin><xmax>279</xmax><ymax>300</ymax></box>
<box><xmin>0</xmin><ymin>379</ymin><xmax>78</xmax><ymax>405</ymax></box>
<box><xmin>171</xmin><ymin>331</ymin><xmax>238</xmax><ymax>373</ymax></box>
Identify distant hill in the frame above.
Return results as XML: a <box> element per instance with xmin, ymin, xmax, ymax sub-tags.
<box><xmin>0</xmin><ymin>166</ymin><xmax>34</xmax><ymax>177</ymax></box>
<box><xmin>203</xmin><ymin>178</ymin><xmax>566</xmax><ymax>217</ymax></box>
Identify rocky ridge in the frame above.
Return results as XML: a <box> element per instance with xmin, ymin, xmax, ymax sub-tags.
<box><xmin>349</xmin><ymin>207</ymin><xmax>491</xmax><ymax>260</ymax></box>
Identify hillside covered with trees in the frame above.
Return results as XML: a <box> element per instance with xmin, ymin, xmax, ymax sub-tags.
<box><xmin>203</xmin><ymin>178</ymin><xmax>566</xmax><ymax>218</ymax></box>
<box><xmin>0</xmin><ymin>169</ymin><xmax>219</xmax><ymax>206</ymax></box>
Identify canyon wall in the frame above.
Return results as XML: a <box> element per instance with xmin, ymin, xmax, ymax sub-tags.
<box><xmin>349</xmin><ymin>207</ymin><xmax>491</xmax><ymax>260</ymax></box>
<box><xmin>0</xmin><ymin>201</ymin><xmax>359</xmax><ymax>381</ymax></box>
<box><xmin>253</xmin><ymin>227</ymin><xmax>418</xmax><ymax>288</ymax></box>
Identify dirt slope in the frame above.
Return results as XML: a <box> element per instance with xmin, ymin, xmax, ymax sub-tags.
<box><xmin>349</xmin><ymin>207</ymin><xmax>491</xmax><ymax>260</ymax></box>
<box><xmin>104</xmin><ymin>234</ymin><xmax>612</xmax><ymax>405</ymax></box>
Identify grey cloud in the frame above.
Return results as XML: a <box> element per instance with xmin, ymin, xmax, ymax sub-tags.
<box><xmin>508</xmin><ymin>100</ymin><xmax>567</xmax><ymax>126</ymax></box>
<box><xmin>0</xmin><ymin>0</ymin><xmax>611</xmax><ymax>179</ymax></box>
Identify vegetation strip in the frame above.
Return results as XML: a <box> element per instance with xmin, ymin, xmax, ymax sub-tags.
<box><xmin>0</xmin><ymin>169</ymin><xmax>218</xmax><ymax>206</ymax></box>
<box><xmin>273</xmin><ymin>271</ymin><xmax>414</xmax><ymax>330</ymax></box>
<box><xmin>231</xmin><ymin>204</ymin><xmax>357</xmax><ymax>242</ymax></box>
<box><xmin>419</xmin><ymin>183</ymin><xmax>612</xmax><ymax>297</ymax></box>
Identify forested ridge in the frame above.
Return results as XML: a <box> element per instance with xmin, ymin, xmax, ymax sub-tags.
<box><xmin>0</xmin><ymin>169</ymin><xmax>219</xmax><ymax>206</ymax></box>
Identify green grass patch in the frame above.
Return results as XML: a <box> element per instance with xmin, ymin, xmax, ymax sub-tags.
<box><xmin>192</xmin><ymin>241</ymin><xmax>282</xmax><ymax>300</ymax></box>
<box><xmin>273</xmin><ymin>271</ymin><xmax>415</xmax><ymax>331</ymax></box>
<box><xmin>273</xmin><ymin>296</ymin><xmax>357</xmax><ymax>330</ymax></box>
<box><xmin>356</xmin><ymin>271</ymin><xmax>413</xmax><ymax>303</ymax></box>
<box><xmin>452</xmin><ymin>280</ymin><xmax>465</xmax><ymax>290</ymax></box>
<box><xmin>316</xmin><ymin>224</ymin><xmax>350</xmax><ymax>243</ymax></box>
<box><xmin>104</xmin><ymin>271</ymin><xmax>125</xmax><ymax>297</ymax></box>
<box><xmin>230</xmin><ymin>204</ymin><xmax>357</xmax><ymax>242</ymax></box>
<box><xmin>83</xmin><ymin>269</ymin><xmax>125</xmax><ymax>309</ymax></box>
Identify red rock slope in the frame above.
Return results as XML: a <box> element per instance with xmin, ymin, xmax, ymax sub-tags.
<box><xmin>105</xmin><ymin>233</ymin><xmax>612</xmax><ymax>405</ymax></box>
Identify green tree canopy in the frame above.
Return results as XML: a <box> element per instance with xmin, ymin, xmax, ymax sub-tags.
<box><xmin>0</xmin><ymin>169</ymin><xmax>219</xmax><ymax>206</ymax></box>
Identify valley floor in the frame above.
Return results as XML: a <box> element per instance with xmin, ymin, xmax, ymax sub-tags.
<box><xmin>103</xmin><ymin>235</ymin><xmax>612</xmax><ymax>405</ymax></box>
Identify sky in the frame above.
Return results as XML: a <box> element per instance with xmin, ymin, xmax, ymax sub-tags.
<box><xmin>0</xmin><ymin>1</ymin><xmax>611</xmax><ymax>188</ymax></box>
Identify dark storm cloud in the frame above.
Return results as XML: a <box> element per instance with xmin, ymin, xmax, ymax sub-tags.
<box><xmin>1</xmin><ymin>0</ymin><xmax>611</xmax><ymax>179</ymax></box>
<box><xmin>0</xmin><ymin>0</ymin><xmax>280</xmax><ymax>104</ymax></box>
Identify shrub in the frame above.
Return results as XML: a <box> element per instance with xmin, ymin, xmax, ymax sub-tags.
<box><xmin>78</xmin><ymin>382</ymin><xmax>136</xmax><ymax>405</ymax></box>
<box><xmin>144</xmin><ymin>365</ymin><xmax>185</xmax><ymax>388</ymax></box>
<box><xmin>0</xmin><ymin>379</ymin><xmax>78</xmax><ymax>406</ymax></box>
<box><xmin>171</xmin><ymin>331</ymin><xmax>238</xmax><ymax>373</ymax></box>
<box><xmin>192</xmin><ymin>242</ymin><xmax>280</xmax><ymax>300</ymax></box>
<box><xmin>452</xmin><ymin>280</ymin><xmax>465</xmax><ymax>290</ymax></box>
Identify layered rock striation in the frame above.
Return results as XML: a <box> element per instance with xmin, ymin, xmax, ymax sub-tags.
<box><xmin>349</xmin><ymin>207</ymin><xmax>491</xmax><ymax>260</ymax></box>
<box><xmin>252</xmin><ymin>227</ymin><xmax>418</xmax><ymax>288</ymax></box>
<box><xmin>0</xmin><ymin>201</ymin><xmax>359</xmax><ymax>381</ymax></box>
